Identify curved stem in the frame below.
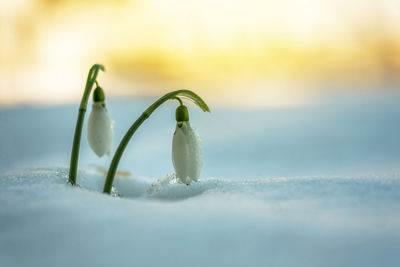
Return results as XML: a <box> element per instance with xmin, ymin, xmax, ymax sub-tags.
<box><xmin>173</xmin><ymin>96</ymin><xmax>183</xmax><ymax>106</ymax></box>
<box><xmin>103</xmin><ymin>89</ymin><xmax>210</xmax><ymax>194</ymax></box>
<box><xmin>79</xmin><ymin>64</ymin><xmax>105</xmax><ymax>110</ymax></box>
<box><xmin>69</xmin><ymin>64</ymin><xmax>105</xmax><ymax>185</ymax></box>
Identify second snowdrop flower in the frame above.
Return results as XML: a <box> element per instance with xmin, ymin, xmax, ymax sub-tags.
<box><xmin>172</xmin><ymin>105</ymin><xmax>203</xmax><ymax>185</ymax></box>
<box><xmin>87</xmin><ymin>85</ymin><xmax>114</xmax><ymax>157</ymax></box>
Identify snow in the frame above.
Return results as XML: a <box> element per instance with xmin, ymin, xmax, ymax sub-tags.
<box><xmin>1</xmin><ymin>92</ymin><xmax>400</xmax><ymax>266</ymax></box>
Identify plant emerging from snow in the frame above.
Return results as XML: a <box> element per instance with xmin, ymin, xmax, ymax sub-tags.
<box><xmin>102</xmin><ymin>90</ymin><xmax>209</xmax><ymax>194</ymax></box>
<box><xmin>69</xmin><ymin>64</ymin><xmax>210</xmax><ymax>194</ymax></box>
<box><xmin>69</xmin><ymin>64</ymin><xmax>105</xmax><ymax>185</ymax></box>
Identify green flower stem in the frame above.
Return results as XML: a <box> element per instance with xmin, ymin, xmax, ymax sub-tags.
<box><xmin>103</xmin><ymin>89</ymin><xmax>210</xmax><ymax>194</ymax></box>
<box><xmin>69</xmin><ymin>64</ymin><xmax>105</xmax><ymax>185</ymax></box>
<box><xmin>173</xmin><ymin>96</ymin><xmax>183</xmax><ymax>106</ymax></box>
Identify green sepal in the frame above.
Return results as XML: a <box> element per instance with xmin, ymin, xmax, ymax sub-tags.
<box><xmin>93</xmin><ymin>86</ymin><xmax>105</xmax><ymax>102</ymax></box>
<box><xmin>176</xmin><ymin>105</ymin><xmax>189</xmax><ymax>122</ymax></box>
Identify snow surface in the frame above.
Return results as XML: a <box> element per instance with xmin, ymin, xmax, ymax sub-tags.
<box><xmin>1</xmin><ymin>92</ymin><xmax>400</xmax><ymax>267</ymax></box>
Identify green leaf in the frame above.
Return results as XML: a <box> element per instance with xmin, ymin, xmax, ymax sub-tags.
<box><xmin>172</xmin><ymin>90</ymin><xmax>211</xmax><ymax>112</ymax></box>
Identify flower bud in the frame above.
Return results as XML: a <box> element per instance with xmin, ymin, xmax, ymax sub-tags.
<box><xmin>172</xmin><ymin>118</ymin><xmax>202</xmax><ymax>185</ymax></box>
<box><xmin>87</xmin><ymin>100</ymin><xmax>114</xmax><ymax>157</ymax></box>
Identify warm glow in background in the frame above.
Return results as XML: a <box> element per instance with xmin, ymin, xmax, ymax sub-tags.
<box><xmin>1</xmin><ymin>0</ymin><xmax>400</xmax><ymax>107</ymax></box>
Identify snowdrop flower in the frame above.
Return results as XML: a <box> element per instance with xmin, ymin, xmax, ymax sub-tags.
<box><xmin>87</xmin><ymin>86</ymin><xmax>114</xmax><ymax>157</ymax></box>
<box><xmin>172</xmin><ymin>105</ymin><xmax>202</xmax><ymax>185</ymax></box>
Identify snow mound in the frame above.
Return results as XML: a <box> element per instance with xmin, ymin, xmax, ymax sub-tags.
<box><xmin>5</xmin><ymin>167</ymin><xmax>399</xmax><ymax>203</ymax></box>
<box><xmin>1</xmin><ymin>167</ymin><xmax>400</xmax><ymax>267</ymax></box>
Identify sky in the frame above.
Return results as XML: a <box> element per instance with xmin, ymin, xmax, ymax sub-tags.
<box><xmin>1</xmin><ymin>0</ymin><xmax>400</xmax><ymax>107</ymax></box>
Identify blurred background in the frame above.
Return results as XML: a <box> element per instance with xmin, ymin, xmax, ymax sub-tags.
<box><xmin>1</xmin><ymin>0</ymin><xmax>400</xmax><ymax>107</ymax></box>
<box><xmin>2</xmin><ymin>2</ymin><xmax>400</xmax><ymax>265</ymax></box>
<box><xmin>1</xmin><ymin>0</ymin><xmax>400</xmax><ymax>179</ymax></box>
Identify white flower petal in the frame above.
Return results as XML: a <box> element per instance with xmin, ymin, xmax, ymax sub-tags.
<box><xmin>87</xmin><ymin>102</ymin><xmax>113</xmax><ymax>157</ymax></box>
<box><xmin>172</xmin><ymin>121</ymin><xmax>202</xmax><ymax>185</ymax></box>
